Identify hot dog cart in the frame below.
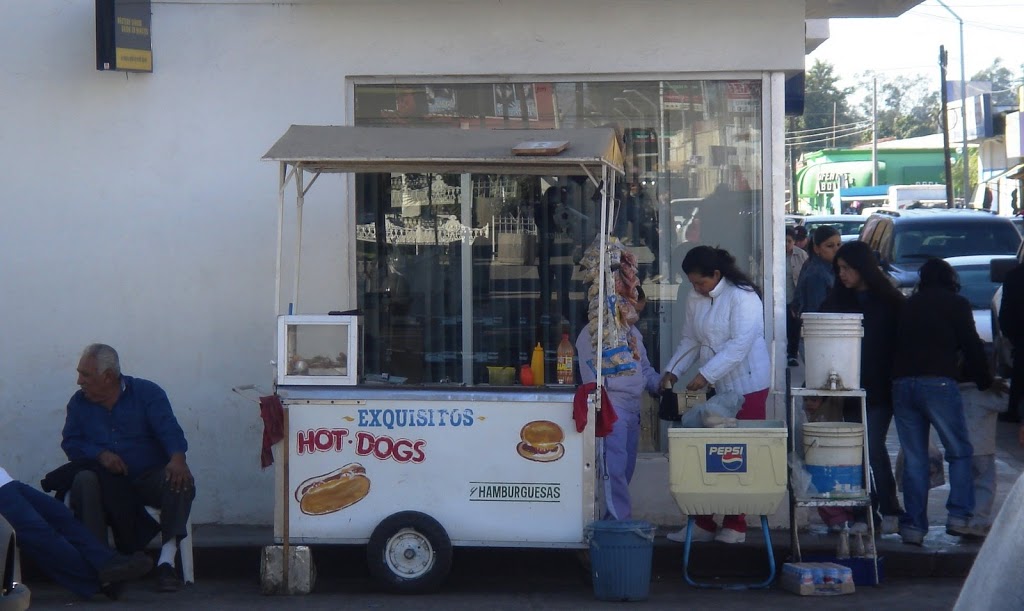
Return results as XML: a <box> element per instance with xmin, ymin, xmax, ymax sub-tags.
<box><xmin>260</xmin><ymin>126</ymin><xmax>624</xmax><ymax>592</ymax></box>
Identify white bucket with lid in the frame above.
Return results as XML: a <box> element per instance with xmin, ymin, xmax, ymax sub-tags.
<box><xmin>802</xmin><ymin>422</ymin><xmax>864</xmax><ymax>496</ymax></box>
<box><xmin>801</xmin><ymin>312</ymin><xmax>863</xmax><ymax>390</ymax></box>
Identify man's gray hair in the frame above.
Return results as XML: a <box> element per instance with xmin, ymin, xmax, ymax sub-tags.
<box><xmin>82</xmin><ymin>343</ymin><xmax>121</xmax><ymax>376</ymax></box>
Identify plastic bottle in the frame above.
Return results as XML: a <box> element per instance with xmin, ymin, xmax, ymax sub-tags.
<box><xmin>556</xmin><ymin>333</ymin><xmax>575</xmax><ymax>385</ymax></box>
<box><xmin>531</xmin><ymin>342</ymin><xmax>545</xmax><ymax>386</ymax></box>
<box><xmin>519</xmin><ymin>363</ymin><xmax>534</xmax><ymax>386</ymax></box>
<box><xmin>836</xmin><ymin>522</ymin><xmax>851</xmax><ymax>559</ymax></box>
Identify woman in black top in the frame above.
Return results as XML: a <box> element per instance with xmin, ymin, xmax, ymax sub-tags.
<box><xmin>891</xmin><ymin>258</ymin><xmax>993</xmax><ymax>544</ymax></box>
<box><xmin>822</xmin><ymin>241</ymin><xmax>904</xmax><ymax>533</ymax></box>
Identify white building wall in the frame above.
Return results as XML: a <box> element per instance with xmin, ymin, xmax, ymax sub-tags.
<box><xmin>0</xmin><ymin>0</ymin><xmax>804</xmax><ymax>524</ymax></box>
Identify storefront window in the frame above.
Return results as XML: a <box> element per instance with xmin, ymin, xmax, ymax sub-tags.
<box><xmin>353</xmin><ymin>80</ymin><xmax>763</xmax><ymax>386</ymax></box>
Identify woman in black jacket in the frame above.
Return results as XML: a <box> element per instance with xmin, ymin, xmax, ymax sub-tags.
<box><xmin>892</xmin><ymin>258</ymin><xmax>993</xmax><ymax>545</ymax></box>
<box><xmin>822</xmin><ymin>241</ymin><xmax>904</xmax><ymax>533</ymax></box>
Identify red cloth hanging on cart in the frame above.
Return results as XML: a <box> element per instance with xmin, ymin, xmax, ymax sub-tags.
<box><xmin>572</xmin><ymin>382</ymin><xmax>617</xmax><ymax>436</ymax></box>
<box><xmin>259</xmin><ymin>394</ymin><xmax>285</xmax><ymax>468</ymax></box>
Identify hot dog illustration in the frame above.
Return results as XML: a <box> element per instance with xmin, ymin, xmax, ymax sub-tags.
<box><xmin>294</xmin><ymin>463</ymin><xmax>371</xmax><ymax>515</ymax></box>
<box><xmin>516</xmin><ymin>420</ymin><xmax>565</xmax><ymax>463</ymax></box>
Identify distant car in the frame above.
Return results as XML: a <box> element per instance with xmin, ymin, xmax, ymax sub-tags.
<box><xmin>943</xmin><ymin>255</ymin><xmax>1004</xmax><ymax>344</ymax></box>
<box><xmin>801</xmin><ymin>215</ymin><xmax>866</xmax><ymax>243</ymax></box>
<box><xmin>0</xmin><ymin>515</ymin><xmax>30</xmax><ymax>611</ymax></box>
<box><xmin>859</xmin><ymin>209</ymin><xmax>1022</xmax><ymax>294</ymax></box>
<box><xmin>990</xmin><ymin>241</ymin><xmax>1024</xmax><ymax>377</ymax></box>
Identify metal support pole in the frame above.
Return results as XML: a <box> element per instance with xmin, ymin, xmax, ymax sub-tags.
<box><xmin>936</xmin><ymin>0</ymin><xmax>970</xmax><ymax>203</ymax></box>
<box><xmin>872</xmin><ymin>77</ymin><xmax>879</xmax><ymax>186</ymax></box>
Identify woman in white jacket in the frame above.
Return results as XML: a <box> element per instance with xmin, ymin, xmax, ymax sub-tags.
<box><xmin>662</xmin><ymin>245</ymin><xmax>771</xmax><ymax>544</ymax></box>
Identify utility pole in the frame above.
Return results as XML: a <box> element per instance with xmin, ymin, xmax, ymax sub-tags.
<box><xmin>936</xmin><ymin>0</ymin><xmax>970</xmax><ymax>204</ymax></box>
<box><xmin>939</xmin><ymin>46</ymin><xmax>955</xmax><ymax>209</ymax></box>
<box><xmin>832</xmin><ymin>101</ymin><xmax>837</xmax><ymax>148</ymax></box>
<box><xmin>872</xmin><ymin>76</ymin><xmax>878</xmax><ymax>186</ymax></box>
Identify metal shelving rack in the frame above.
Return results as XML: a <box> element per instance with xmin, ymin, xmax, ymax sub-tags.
<box><xmin>787</xmin><ymin>386</ymin><xmax>880</xmax><ymax>584</ymax></box>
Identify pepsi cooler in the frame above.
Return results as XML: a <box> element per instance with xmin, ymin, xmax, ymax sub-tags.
<box><xmin>668</xmin><ymin>421</ymin><xmax>788</xmax><ymax>515</ymax></box>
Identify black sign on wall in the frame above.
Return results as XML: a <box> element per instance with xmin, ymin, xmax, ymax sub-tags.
<box><xmin>96</xmin><ymin>0</ymin><xmax>153</xmax><ymax>72</ymax></box>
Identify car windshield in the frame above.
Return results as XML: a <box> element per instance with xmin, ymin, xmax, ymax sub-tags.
<box><xmin>952</xmin><ymin>264</ymin><xmax>1000</xmax><ymax>309</ymax></box>
<box><xmin>892</xmin><ymin>222</ymin><xmax>1022</xmax><ymax>263</ymax></box>
<box><xmin>805</xmin><ymin>219</ymin><xmax>864</xmax><ymax>236</ymax></box>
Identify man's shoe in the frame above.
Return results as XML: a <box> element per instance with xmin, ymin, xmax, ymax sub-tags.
<box><xmin>99</xmin><ymin>581</ymin><xmax>125</xmax><ymax>600</ymax></box>
<box><xmin>787</xmin><ymin>357</ymin><xmax>799</xmax><ymax>367</ymax></box>
<box><xmin>666</xmin><ymin>523</ymin><xmax>716</xmax><ymax>543</ymax></box>
<box><xmin>155</xmin><ymin>563</ymin><xmax>182</xmax><ymax>593</ymax></box>
<box><xmin>900</xmin><ymin>529</ymin><xmax>925</xmax><ymax>546</ymax></box>
<box><xmin>946</xmin><ymin>522</ymin><xmax>988</xmax><ymax>539</ymax></box>
<box><xmin>97</xmin><ymin>551</ymin><xmax>153</xmax><ymax>584</ymax></box>
<box><xmin>714</xmin><ymin>527</ymin><xmax>746</xmax><ymax>544</ymax></box>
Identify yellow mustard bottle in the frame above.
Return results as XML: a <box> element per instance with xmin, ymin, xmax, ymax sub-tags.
<box><xmin>531</xmin><ymin>342</ymin><xmax>545</xmax><ymax>386</ymax></box>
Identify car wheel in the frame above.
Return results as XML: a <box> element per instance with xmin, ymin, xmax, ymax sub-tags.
<box><xmin>366</xmin><ymin>511</ymin><xmax>452</xmax><ymax>594</ymax></box>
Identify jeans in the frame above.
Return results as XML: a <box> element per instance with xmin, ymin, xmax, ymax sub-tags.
<box><xmin>892</xmin><ymin>377</ymin><xmax>975</xmax><ymax>535</ymax></box>
<box><xmin>71</xmin><ymin>467</ymin><xmax>195</xmax><ymax>552</ymax></box>
<box><xmin>972</xmin><ymin>454</ymin><xmax>996</xmax><ymax>527</ymax></box>
<box><xmin>0</xmin><ymin>481</ymin><xmax>115</xmax><ymax>598</ymax></box>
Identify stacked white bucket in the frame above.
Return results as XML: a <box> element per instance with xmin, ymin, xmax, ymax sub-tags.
<box><xmin>800</xmin><ymin>313</ymin><xmax>865</xmax><ymax>497</ymax></box>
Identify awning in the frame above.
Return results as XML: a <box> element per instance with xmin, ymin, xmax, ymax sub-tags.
<box><xmin>262</xmin><ymin>126</ymin><xmax>624</xmax><ymax>176</ymax></box>
<box><xmin>1007</xmin><ymin>164</ymin><xmax>1024</xmax><ymax>181</ymax></box>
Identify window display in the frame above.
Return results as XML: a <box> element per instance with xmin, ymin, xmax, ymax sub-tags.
<box><xmin>353</xmin><ymin>79</ymin><xmax>764</xmax><ymax>388</ymax></box>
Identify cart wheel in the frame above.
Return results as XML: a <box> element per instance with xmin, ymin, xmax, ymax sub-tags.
<box><xmin>367</xmin><ymin>511</ymin><xmax>452</xmax><ymax>593</ymax></box>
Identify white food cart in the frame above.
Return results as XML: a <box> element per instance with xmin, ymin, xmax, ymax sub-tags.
<box><xmin>260</xmin><ymin>126</ymin><xmax>624</xmax><ymax>592</ymax></box>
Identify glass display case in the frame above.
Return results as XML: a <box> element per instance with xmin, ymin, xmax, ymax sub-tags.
<box><xmin>277</xmin><ymin>315</ymin><xmax>361</xmax><ymax>386</ymax></box>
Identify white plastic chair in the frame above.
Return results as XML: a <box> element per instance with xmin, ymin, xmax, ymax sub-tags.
<box><xmin>144</xmin><ymin>506</ymin><xmax>195</xmax><ymax>584</ymax></box>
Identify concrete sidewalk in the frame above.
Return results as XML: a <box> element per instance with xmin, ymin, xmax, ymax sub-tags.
<box><xmin>174</xmin><ymin>419</ymin><xmax>1023</xmax><ymax>584</ymax></box>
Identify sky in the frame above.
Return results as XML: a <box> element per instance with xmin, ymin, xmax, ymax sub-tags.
<box><xmin>809</xmin><ymin>0</ymin><xmax>1024</xmax><ymax>93</ymax></box>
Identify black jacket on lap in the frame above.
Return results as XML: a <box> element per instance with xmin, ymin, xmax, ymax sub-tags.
<box><xmin>892</xmin><ymin>286</ymin><xmax>992</xmax><ymax>390</ymax></box>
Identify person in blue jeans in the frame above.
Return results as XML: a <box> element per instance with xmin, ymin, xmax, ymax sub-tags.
<box><xmin>0</xmin><ymin>466</ymin><xmax>152</xmax><ymax>599</ymax></box>
<box><xmin>891</xmin><ymin>258</ymin><xmax>994</xmax><ymax>545</ymax></box>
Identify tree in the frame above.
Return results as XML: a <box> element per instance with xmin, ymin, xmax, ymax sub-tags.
<box><xmin>788</xmin><ymin>59</ymin><xmax>865</xmax><ymax>153</ymax></box>
<box><xmin>857</xmin><ymin>73</ymin><xmax>941</xmax><ymax>141</ymax></box>
<box><xmin>970</xmin><ymin>58</ymin><xmax>1020</xmax><ymax>108</ymax></box>
<box><xmin>952</xmin><ymin>147</ymin><xmax>978</xmax><ymax>205</ymax></box>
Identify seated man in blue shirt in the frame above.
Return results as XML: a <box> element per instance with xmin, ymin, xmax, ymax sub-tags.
<box><xmin>61</xmin><ymin>343</ymin><xmax>195</xmax><ymax>593</ymax></box>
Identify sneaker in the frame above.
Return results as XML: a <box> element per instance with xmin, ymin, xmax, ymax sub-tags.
<box><xmin>881</xmin><ymin>515</ymin><xmax>900</xmax><ymax>535</ymax></box>
<box><xmin>787</xmin><ymin>357</ymin><xmax>799</xmax><ymax>367</ymax></box>
<box><xmin>97</xmin><ymin>551</ymin><xmax>153</xmax><ymax>584</ymax></box>
<box><xmin>155</xmin><ymin>563</ymin><xmax>182</xmax><ymax>593</ymax></box>
<box><xmin>666</xmin><ymin>524</ymin><xmax>716</xmax><ymax>543</ymax></box>
<box><xmin>714</xmin><ymin>528</ymin><xmax>746</xmax><ymax>544</ymax></box>
<box><xmin>946</xmin><ymin>522</ymin><xmax>988</xmax><ymax>539</ymax></box>
<box><xmin>900</xmin><ymin>529</ymin><xmax>925</xmax><ymax>546</ymax></box>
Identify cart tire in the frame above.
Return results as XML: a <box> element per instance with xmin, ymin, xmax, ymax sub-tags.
<box><xmin>366</xmin><ymin>511</ymin><xmax>452</xmax><ymax>593</ymax></box>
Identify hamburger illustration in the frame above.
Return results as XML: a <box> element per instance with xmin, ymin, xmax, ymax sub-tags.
<box><xmin>294</xmin><ymin>462</ymin><xmax>371</xmax><ymax>515</ymax></box>
<box><xmin>516</xmin><ymin>420</ymin><xmax>565</xmax><ymax>463</ymax></box>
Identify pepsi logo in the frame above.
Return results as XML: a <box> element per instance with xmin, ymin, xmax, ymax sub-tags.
<box><xmin>705</xmin><ymin>443</ymin><xmax>748</xmax><ymax>473</ymax></box>
<box><xmin>721</xmin><ymin>451</ymin><xmax>744</xmax><ymax>471</ymax></box>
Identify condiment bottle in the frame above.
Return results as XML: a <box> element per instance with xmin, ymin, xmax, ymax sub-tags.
<box><xmin>556</xmin><ymin>333</ymin><xmax>575</xmax><ymax>385</ymax></box>
<box><xmin>531</xmin><ymin>342</ymin><xmax>545</xmax><ymax>386</ymax></box>
<box><xmin>519</xmin><ymin>364</ymin><xmax>534</xmax><ymax>386</ymax></box>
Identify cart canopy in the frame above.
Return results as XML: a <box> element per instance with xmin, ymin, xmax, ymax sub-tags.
<box><xmin>262</xmin><ymin>126</ymin><xmax>624</xmax><ymax>176</ymax></box>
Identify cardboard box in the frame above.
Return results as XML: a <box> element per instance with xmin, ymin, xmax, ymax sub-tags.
<box><xmin>780</xmin><ymin>562</ymin><xmax>855</xmax><ymax>596</ymax></box>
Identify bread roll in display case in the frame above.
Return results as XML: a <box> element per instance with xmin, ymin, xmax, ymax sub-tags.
<box><xmin>277</xmin><ymin>315</ymin><xmax>361</xmax><ymax>386</ymax></box>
